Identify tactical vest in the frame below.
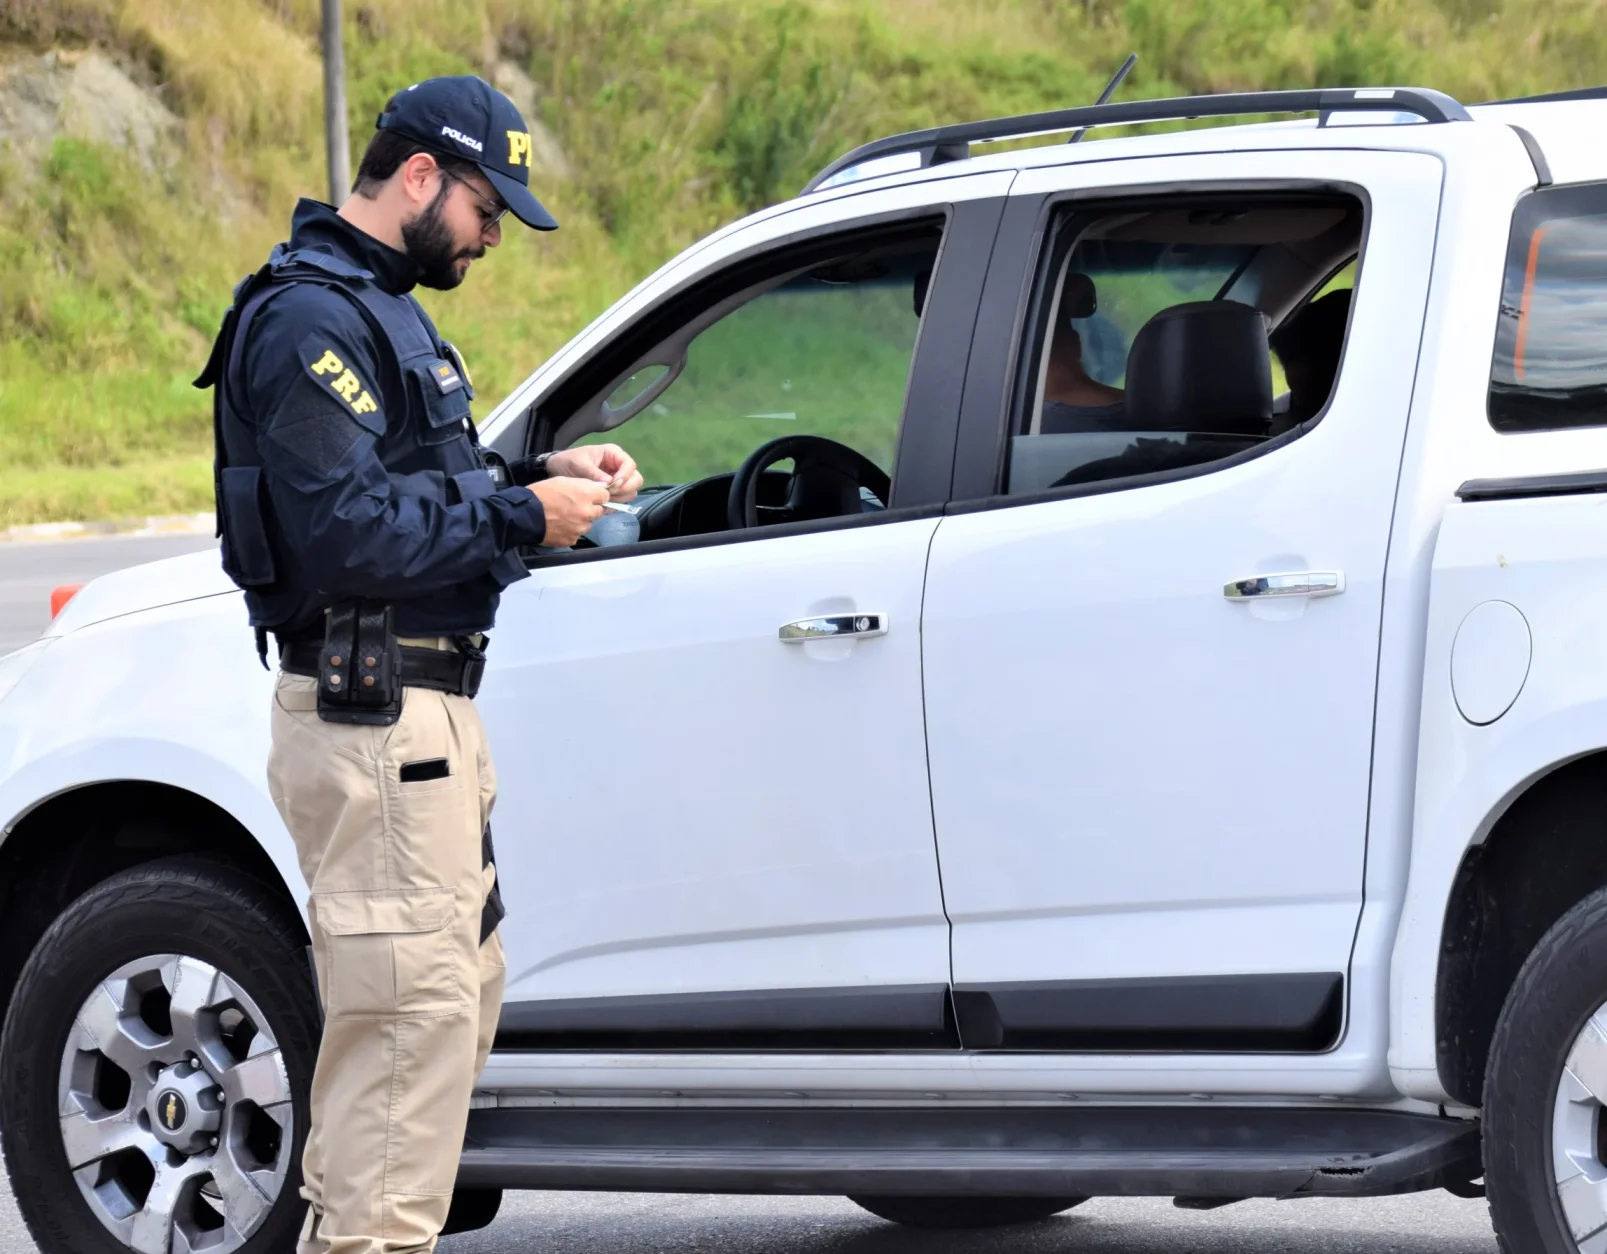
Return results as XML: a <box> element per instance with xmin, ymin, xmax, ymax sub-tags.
<box><xmin>197</xmin><ymin>245</ymin><xmax>514</xmax><ymax>653</ymax></box>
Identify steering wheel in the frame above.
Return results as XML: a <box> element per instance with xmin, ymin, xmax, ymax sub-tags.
<box><xmin>726</xmin><ymin>435</ymin><xmax>891</xmax><ymax>531</ymax></box>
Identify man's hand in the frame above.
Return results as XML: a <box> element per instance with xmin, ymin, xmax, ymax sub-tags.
<box><xmin>530</xmin><ymin>478</ymin><xmax>610</xmax><ymax>547</ymax></box>
<box><xmin>545</xmin><ymin>444</ymin><xmax>644</xmax><ymax>501</ymax></box>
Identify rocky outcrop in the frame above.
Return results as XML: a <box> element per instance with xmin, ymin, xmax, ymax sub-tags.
<box><xmin>0</xmin><ymin>49</ymin><xmax>178</xmax><ymax>170</ymax></box>
<box><xmin>492</xmin><ymin>58</ymin><xmax>572</xmax><ymax>181</ymax></box>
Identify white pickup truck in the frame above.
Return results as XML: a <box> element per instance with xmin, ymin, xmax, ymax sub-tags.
<box><xmin>2</xmin><ymin>81</ymin><xmax>1605</xmax><ymax>1254</ymax></box>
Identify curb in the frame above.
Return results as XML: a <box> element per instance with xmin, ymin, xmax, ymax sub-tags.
<box><xmin>0</xmin><ymin>513</ymin><xmax>216</xmax><ymax>544</ymax></box>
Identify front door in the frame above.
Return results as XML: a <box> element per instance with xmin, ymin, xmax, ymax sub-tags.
<box><xmin>477</xmin><ymin>193</ymin><xmax>1004</xmax><ymax>1050</ymax></box>
<box><xmin>484</xmin><ymin>519</ymin><xmax>946</xmax><ymax>1048</ymax></box>
<box><xmin>922</xmin><ymin>150</ymin><xmax>1443</xmax><ymax>1053</ymax></box>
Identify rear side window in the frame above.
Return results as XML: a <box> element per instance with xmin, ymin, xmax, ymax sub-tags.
<box><xmin>1490</xmin><ymin>183</ymin><xmax>1607</xmax><ymax>433</ymax></box>
<box><xmin>1001</xmin><ymin>195</ymin><xmax>1365</xmax><ymax>497</ymax></box>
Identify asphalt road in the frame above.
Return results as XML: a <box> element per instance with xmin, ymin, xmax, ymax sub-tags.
<box><xmin>0</xmin><ymin>1174</ymin><xmax>1504</xmax><ymax>1254</ymax></box>
<box><xmin>0</xmin><ymin>533</ymin><xmax>218</xmax><ymax>655</ymax></box>
<box><xmin>0</xmin><ymin>534</ymin><xmax>1504</xmax><ymax>1250</ymax></box>
<box><xmin>440</xmin><ymin>1191</ymin><xmax>1503</xmax><ymax>1253</ymax></box>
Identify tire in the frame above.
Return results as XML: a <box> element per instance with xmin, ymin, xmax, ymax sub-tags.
<box><xmin>848</xmin><ymin>1195</ymin><xmax>1087</xmax><ymax>1229</ymax></box>
<box><xmin>1486</xmin><ymin>884</ymin><xmax>1607</xmax><ymax>1254</ymax></box>
<box><xmin>0</xmin><ymin>857</ymin><xmax>319</xmax><ymax>1254</ymax></box>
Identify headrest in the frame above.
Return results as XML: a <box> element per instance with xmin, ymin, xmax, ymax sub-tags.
<box><xmin>1124</xmin><ymin>301</ymin><xmax>1273</xmax><ymax>436</ymax></box>
<box><xmin>1270</xmin><ymin>287</ymin><xmax>1352</xmax><ymax>367</ymax></box>
<box><xmin>1062</xmin><ymin>271</ymin><xmax>1098</xmax><ymax>320</ymax></box>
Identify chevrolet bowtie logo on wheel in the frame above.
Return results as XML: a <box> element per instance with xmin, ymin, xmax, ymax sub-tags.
<box><xmin>160</xmin><ymin>1092</ymin><xmax>185</xmax><ymax>1132</ymax></box>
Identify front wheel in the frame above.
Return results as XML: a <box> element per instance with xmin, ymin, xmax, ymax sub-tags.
<box><xmin>0</xmin><ymin>857</ymin><xmax>319</xmax><ymax>1254</ymax></box>
<box><xmin>848</xmin><ymin>1195</ymin><xmax>1087</xmax><ymax>1229</ymax></box>
<box><xmin>1487</xmin><ymin>885</ymin><xmax>1607</xmax><ymax>1253</ymax></box>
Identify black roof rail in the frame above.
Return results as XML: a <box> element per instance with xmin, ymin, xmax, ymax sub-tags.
<box><xmin>802</xmin><ymin>87</ymin><xmax>1471</xmax><ymax>195</ymax></box>
<box><xmin>1483</xmin><ymin>85</ymin><xmax>1607</xmax><ymax>106</ymax></box>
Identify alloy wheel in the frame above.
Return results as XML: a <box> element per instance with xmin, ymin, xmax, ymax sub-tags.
<box><xmin>1553</xmin><ymin>1003</ymin><xmax>1607</xmax><ymax>1252</ymax></box>
<box><xmin>57</xmin><ymin>953</ymin><xmax>294</xmax><ymax>1254</ymax></box>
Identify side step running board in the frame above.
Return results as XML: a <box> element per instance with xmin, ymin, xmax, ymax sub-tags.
<box><xmin>459</xmin><ymin>1105</ymin><xmax>1480</xmax><ymax>1198</ymax></box>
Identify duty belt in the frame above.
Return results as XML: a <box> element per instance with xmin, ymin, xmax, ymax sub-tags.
<box><xmin>280</xmin><ymin>639</ymin><xmax>485</xmax><ymax>698</ymax></box>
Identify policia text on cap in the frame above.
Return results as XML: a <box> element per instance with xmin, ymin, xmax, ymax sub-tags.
<box><xmin>196</xmin><ymin>76</ymin><xmax>643</xmax><ymax>1254</ymax></box>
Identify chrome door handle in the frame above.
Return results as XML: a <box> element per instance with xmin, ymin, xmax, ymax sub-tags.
<box><xmin>1224</xmin><ymin>571</ymin><xmax>1345</xmax><ymax>600</ymax></box>
<box><xmin>779</xmin><ymin>613</ymin><xmax>889</xmax><ymax>642</ymax></box>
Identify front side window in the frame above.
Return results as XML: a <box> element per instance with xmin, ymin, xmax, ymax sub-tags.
<box><xmin>551</xmin><ymin>227</ymin><xmax>942</xmax><ymax>546</ymax></box>
<box><xmin>578</xmin><ymin>258</ymin><xmax>927</xmax><ymax>483</ymax></box>
<box><xmin>1490</xmin><ymin>183</ymin><xmax>1607</xmax><ymax>433</ymax></box>
<box><xmin>1004</xmin><ymin>197</ymin><xmax>1364</xmax><ymax>497</ymax></box>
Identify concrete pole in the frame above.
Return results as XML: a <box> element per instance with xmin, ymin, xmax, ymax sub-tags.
<box><xmin>321</xmin><ymin>0</ymin><xmax>350</xmax><ymax>203</ymax></box>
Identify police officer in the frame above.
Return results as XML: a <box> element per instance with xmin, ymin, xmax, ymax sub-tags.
<box><xmin>197</xmin><ymin>75</ymin><xmax>642</xmax><ymax>1254</ymax></box>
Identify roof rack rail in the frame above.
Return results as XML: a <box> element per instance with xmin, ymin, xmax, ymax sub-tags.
<box><xmin>1485</xmin><ymin>85</ymin><xmax>1607</xmax><ymax>106</ymax></box>
<box><xmin>802</xmin><ymin>87</ymin><xmax>1471</xmax><ymax>194</ymax></box>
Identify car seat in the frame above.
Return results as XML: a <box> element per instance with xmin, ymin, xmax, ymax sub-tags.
<box><xmin>1124</xmin><ymin>300</ymin><xmax>1274</xmax><ymax>437</ymax></box>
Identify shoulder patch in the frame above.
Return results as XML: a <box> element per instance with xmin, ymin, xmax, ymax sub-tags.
<box><xmin>299</xmin><ymin>336</ymin><xmax>380</xmax><ymax>418</ymax></box>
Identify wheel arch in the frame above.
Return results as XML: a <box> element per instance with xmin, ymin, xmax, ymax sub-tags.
<box><xmin>1435</xmin><ymin>748</ymin><xmax>1607</xmax><ymax>1106</ymax></box>
<box><xmin>0</xmin><ymin>779</ymin><xmax>305</xmax><ymax>1040</ymax></box>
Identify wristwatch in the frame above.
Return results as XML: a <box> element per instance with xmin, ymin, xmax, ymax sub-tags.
<box><xmin>497</xmin><ymin>451</ymin><xmax>556</xmax><ymax>488</ymax></box>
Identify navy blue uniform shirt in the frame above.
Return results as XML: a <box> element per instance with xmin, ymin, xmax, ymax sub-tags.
<box><xmin>241</xmin><ymin>200</ymin><xmax>546</xmax><ymax>637</ymax></box>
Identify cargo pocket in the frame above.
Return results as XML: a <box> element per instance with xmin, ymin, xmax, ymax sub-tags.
<box><xmin>408</xmin><ymin>358</ymin><xmax>473</xmax><ymax>447</ymax></box>
<box><xmin>218</xmin><ymin>466</ymin><xmax>276</xmax><ymax>587</ymax></box>
<box><xmin>311</xmin><ymin>887</ymin><xmax>463</xmax><ymax>1018</ymax></box>
<box><xmin>448</xmin><ymin>466</ymin><xmax>526</xmax><ymax>584</ymax></box>
<box><xmin>449</xmin><ymin>468</ymin><xmax>496</xmax><ymax>503</ymax></box>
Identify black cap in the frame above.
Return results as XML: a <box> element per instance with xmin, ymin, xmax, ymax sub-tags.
<box><xmin>376</xmin><ymin>75</ymin><xmax>558</xmax><ymax>231</ymax></box>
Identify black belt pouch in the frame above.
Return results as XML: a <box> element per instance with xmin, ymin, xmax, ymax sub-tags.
<box><xmin>316</xmin><ymin>600</ymin><xmax>403</xmax><ymax>725</ymax></box>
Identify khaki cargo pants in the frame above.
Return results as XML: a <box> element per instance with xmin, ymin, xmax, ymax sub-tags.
<box><xmin>268</xmin><ymin>671</ymin><xmax>506</xmax><ymax>1254</ymax></box>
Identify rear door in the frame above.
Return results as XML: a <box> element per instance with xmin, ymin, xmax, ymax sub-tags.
<box><xmin>923</xmin><ymin>149</ymin><xmax>1443</xmax><ymax>1053</ymax></box>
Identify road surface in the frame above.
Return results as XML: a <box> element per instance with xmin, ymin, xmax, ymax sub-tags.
<box><xmin>0</xmin><ymin>1175</ymin><xmax>1501</xmax><ymax>1253</ymax></box>
<box><xmin>443</xmin><ymin>1191</ymin><xmax>1502</xmax><ymax>1253</ymax></box>
<box><xmin>0</xmin><ymin>533</ymin><xmax>217</xmax><ymax>655</ymax></box>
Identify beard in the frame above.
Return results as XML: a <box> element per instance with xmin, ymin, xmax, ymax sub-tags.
<box><xmin>402</xmin><ymin>183</ymin><xmax>486</xmax><ymax>291</ymax></box>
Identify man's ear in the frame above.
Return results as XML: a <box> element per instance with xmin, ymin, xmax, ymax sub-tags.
<box><xmin>397</xmin><ymin>152</ymin><xmax>439</xmax><ymax>210</ymax></box>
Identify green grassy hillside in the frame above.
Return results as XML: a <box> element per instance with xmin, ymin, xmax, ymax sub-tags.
<box><xmin>0</xmin><ymin>0</ymin><xmax>1602</xmax><ymax>524</ymax></box>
